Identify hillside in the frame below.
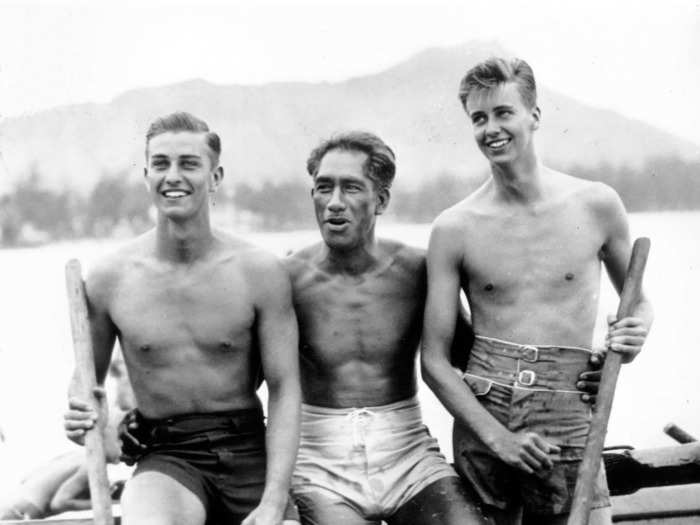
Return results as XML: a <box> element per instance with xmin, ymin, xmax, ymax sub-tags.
<box><xmin>1</xmin><ymin>41</ymin><xmax>698</xmax><ymax>195</ymax></box>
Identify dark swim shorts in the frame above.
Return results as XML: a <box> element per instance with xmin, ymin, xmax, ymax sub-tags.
<box><xmin>454</xmin><ymin>335</ymin><xmax>610</xmax><ymax>516</ymax></box>
<box><xmin>122</xmin><ymin>407</ymin><xmax>297</xmax><ymax>524</ymax></box>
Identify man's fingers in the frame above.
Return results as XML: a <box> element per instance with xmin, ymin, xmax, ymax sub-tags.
<box><xmin>577</xmin><ymin>379</ymin><xmax>599</xmax><ymax>394</ymax></box>
<box><xmin>608</xmin><ymin>343</ymin><xmax>641</xmax><ymax>363</ymax></box>
<box><xmin>64</xmin><ymin>419</ymin><xmax>95</xmax><ymax>432</ymax></box>
<box><xmin>65</xmin><ymin>408</ymin><xmax>97</xmax><ymax>420</ymax></box>
<box><xmin>589</xmin><ymin>352</ymin><xmax>605</xmax><ymax>368</ymax></box>
<box><xmin>530</xmin><ymin>433</ymin><xmax>560</xmax><ymax>454</ymax></box>
<box><xmin>610</xmin><ymin>316</ymin><xmax>645</xmax><ymax>328</ymax></box>
<box><xmin>68</xmin><ymin>397</ymin><xmax>92</xmax><ymax>411</ymax></box>
<box><xmin>520</xmin><ymin>451</ymin><xmax>544</xmax><ymax>472</ymax></box>
<box><xmin>92</xmin><ymin>386</ymin><xmax>107</xmax><ymax>398</ymax></box>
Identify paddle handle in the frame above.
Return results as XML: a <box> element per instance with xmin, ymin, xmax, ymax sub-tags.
<box><xmin>66</xmin><ymin>259</ymin><xmax>114</xmax><ymax>525</ymax></box>
<box><xmin>567</xmin><ymin>238</ymin><xmax>650</xmax><ymax>525</ymax></box>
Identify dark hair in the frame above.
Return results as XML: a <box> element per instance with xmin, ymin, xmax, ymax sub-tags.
<box><xmin>306</xmin><ymin>131</ymin><xmax>396</xmax><ymax>192</ymax></box>
<box><xmin>145</xmin><ymin>112</ymin><xmax>221</xmax><ymax>165</ymax></box>
<box><xmin>458</xmin><ymin>57</ymin><xmax>537</xmax><ymax>111</ymax></box>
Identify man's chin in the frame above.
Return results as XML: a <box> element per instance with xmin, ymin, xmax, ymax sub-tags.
<box><xmin>321</xmin><ymin>232</ymin><xmax>354</xmax><ymax>250</ymax></box>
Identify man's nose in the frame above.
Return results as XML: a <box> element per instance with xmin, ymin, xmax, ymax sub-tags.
<box><xmin>327</xmin><ymin>187</ymin><xmax>345</xmax><ymax>210</ymax></box>
<box><xmin>163</xmin><ymin>165</ymin><xmax>183</xmax><ymax>184</ymax></box>
<box><xmin>485</xmin><ymin>117</ymin><xmax>500</xmax><ymax>136</ymax></box>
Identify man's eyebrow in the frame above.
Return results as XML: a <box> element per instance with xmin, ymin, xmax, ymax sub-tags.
<box><xmin>493</xmin><ymin>104</ymin><xmax>515</xmax><ymax>111</ymax></box>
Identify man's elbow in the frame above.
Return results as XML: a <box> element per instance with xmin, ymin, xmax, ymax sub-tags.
<box><xmin>266</xmin><ymin>373</ymin><xmax>301</xmax><ymax>401</ymax></box>
<box><xmin>420</xmin><ymin>349</ymin><xmax>443</xmax><ymax>391</ymax></box>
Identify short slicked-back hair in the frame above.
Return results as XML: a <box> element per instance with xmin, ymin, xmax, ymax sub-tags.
<box><xmin>145</xmin><ymin>112</ymin><xmax>221</xmax><ymax>165</ymax></box>
<box><xmin>306</xmin><ymin>131</ymin><xmax>396</xmax><ymax>192</ymax></box>
<box><xmin>458</xmin><ymin>57</ymin><xmax>537</xmax><ymax>112</ymax></box>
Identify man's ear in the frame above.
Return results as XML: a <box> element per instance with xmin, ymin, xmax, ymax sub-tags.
<box><xmin>532</xmin><ymin>106</ymin><xmax>541</xmax><ymax>130</ymax></box>
<box><xmin>210</xmin><ymin>166</ymin><xmax>224</xmax><ymax>191</ymax></box>
<box><xmin>375</xmin><ymin>188</ymin><xmax>390</xmax><ymax>215</ymax></box>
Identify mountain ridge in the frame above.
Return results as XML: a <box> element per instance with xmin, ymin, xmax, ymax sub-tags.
<box><xmin>1</xmin><ymin>41</ymin><xmax>697</xmax><ymax>195</ymax></box>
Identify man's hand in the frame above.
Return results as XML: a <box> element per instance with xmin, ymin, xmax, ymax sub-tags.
<box><xmin>63</xmin><ymin>387</ymin><xmax>104</xmax><ymax>445</ymax></box>
<box><xmin>241</xmin><ymin>501</ymin><xmax>285</xmax><ymax>525</ymax></box>
<box><xmin>118</xmin><ymin>410</ymin><xmax>148</xmax><ymax>466</ymax></box>
<box><xmin>577</xmin><ymin>351</ymin><xmax>604</xmax><ymax>405</ymax></box>
<box><xmin>490</xmin><ymin>429</ymin><xmax>561</xmax><ymax>475</ymax></box>
<box><xmin>606</xmin><ymin>314</ymin><xmax>649</xmax><ymax>363</ymax></box>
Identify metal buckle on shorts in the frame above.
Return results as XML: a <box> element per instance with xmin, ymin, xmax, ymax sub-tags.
<box><xmin>520</xmin><ymin>345</ymin><xmax>539</xmax><ymax>363</ymax></box>
<box><xmin>518</xmin><ymin>370</ymin><xmax>537</xmax><ymax>386</ymax></box>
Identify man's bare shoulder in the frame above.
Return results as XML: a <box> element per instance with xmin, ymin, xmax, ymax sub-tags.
<box><xmin>434</xmin><ymin>180</ymin><xmax>492</xmax><ymax>229</ymax></box>
<box><xmin>547</xmin><ymin>168</ymin><xmax>625</xmax><ymax>216</ymax></box>
<box><xmin>282</xmin><ymin>242</ymin><xmax>325</xmax><ymax>280</ymax></box>
<box><xmin>85</xmin><ymin>230</ymin><xmax>156</xmax><ymax>303</ymax></box>
<box><xmin>378</xmin><ymin>238</ymin><xmax>426</xmax><ymax>275</ymax></box>
<box><xmin>213</xmin><ymin>229</ymin><xmax>287</xmax><ymax>280</ymax></box>
<box><xmin>550</xmin><ymin>170</ymin><xmax>627</xmax><ymax>230</ymax></box>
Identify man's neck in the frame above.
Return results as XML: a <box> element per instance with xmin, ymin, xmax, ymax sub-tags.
<box><xmin>321</xmin><ymin>237</ymin><xmax>381</xmax><ymax>276</ymax></box>
<box><xmin>155</xmin><ymin>213</ymin><xmax>215</xmax><ymax>264</ymax></box>
<box><xmin>490</xmin><ymin>151</ymin><xmax>544</xmax><ymax>204</ymax></box>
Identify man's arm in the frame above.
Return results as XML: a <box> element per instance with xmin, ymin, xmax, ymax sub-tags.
<box><xmin>64</xmin><ymin>261</ymin><xmax>118</xmax><ymax>445</ymax></box>
<box><xmin>421</xmin><ymin>218</ymin><xmax>559</xmax><ymax>475</ymax></box>
<box><xmin>596</xmin><ymin>185</ymin><xmax>653</xmax><ymax>363</ymax></box>
<box><xmin>245</xmin><ymin>255</ymin><xmax>301</xmax><ymax>525</ymax></box>
<box><xmin>49</xmin><ymin>465</ymin><xmax>92</xmax><ymax>514</ymax></box>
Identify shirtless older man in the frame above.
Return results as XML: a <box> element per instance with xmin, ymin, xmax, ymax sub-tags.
<box><xmin>63</xmin><ymin>112</ymin><xmax>301</xmax><ymax>525</ymax></box>
<box><xmin>421</xmin><ymin>58</ymin><xmax>653</xmax><ymax>525</ymax></box>
<box><xmin>284</xmin><ymin>131</ymin><xmax>490</xmax><ymax>525</ymax></box>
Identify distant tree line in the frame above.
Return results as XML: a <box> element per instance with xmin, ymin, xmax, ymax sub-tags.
<box><xmin>1</xmin><ymin>155</ymin><xmax>698</xmax><ymax>246</ymax></box>
<box><xmin>0</xmin><ymin>167</ymin><xmax>151</xmax><ymax>246</ymax></box>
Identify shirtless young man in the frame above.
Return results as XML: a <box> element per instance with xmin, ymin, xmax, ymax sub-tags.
<box><xmin>63</xmin><ymin>112</ymin><xmax>301</xmax><ymax>525</ymax></box>
<box><xmin>421</xmin><ymin>58</ymin><xmax>653</xmax><ymax>525</ymax></box>
<box><xmin>283</xmin><ymin>131</ymin><xmax>490</xmax><ymax>525</ymax></box>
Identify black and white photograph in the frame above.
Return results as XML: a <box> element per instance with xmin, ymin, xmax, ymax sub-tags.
<box><xmin>0</xmin><ymin>1</ymin><xmax>698</xmax><ymax>523</ymax></box>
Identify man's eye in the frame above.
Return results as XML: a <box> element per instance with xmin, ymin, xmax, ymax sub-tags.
<box><xmin>315</xmin><ymin>185</ymin><xmax>331</xmax><ymax>193</ymax></box>
<box><xmin>497</xmin><ymin>109</ymin><xmax>512</xmax><ymax>118</ymax></box>
<box><xmin>152</xmin><ymin>162</ymin><xmax>168</xmax><ymax>170</ymax></box>
<box><xmin>345</xmin><ymin>185</ymin><xmax>361</xmax><ymax>192</ymax></box>
<box><xmin>471</xmin><ymin>115</ymin><xmax>485</xmax><ymax>125</ymax></box>
<box><xmin>181</xmin><ymin>161</ymin><xmax>199</xmax><ymax>169</ymax></box>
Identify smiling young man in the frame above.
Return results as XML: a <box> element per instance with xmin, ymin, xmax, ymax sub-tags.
<box><xmin>421</xmin><ymin>58</ymin><xmax>653</xmax><ymax>525</ymax></box>
<box><xmin>63</xmin><ymin>112</ymin><xmax>301</xmax><ymax>525</ymax></box>
<box><xmin>283</xmin><ymin>131</ymin><xmax>492</xmax><ymax>525</ymax></box>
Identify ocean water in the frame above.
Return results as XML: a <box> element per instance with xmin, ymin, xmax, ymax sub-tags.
<box><xmin>1</xmin><ymin>212</ymin><xmax>698</xmax><ymax>490</ymax></box>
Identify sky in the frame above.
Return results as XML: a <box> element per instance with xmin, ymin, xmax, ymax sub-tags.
<box><xmin>1</xmin><ymin>0</ymin><xmax>700</xmax><ymax>146</ymax></box>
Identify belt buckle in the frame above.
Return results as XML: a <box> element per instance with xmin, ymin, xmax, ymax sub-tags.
<box><xmin>518</xmin><ymin>370</ymin><xmax>536</xmax><ymax>386</ymax></box>
<box><xmin>521</xmin><ymin>345</ymin><xmax>539</xmax><ymax>363</ymax></box>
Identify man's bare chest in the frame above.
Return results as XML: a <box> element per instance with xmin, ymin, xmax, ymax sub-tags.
<box><xmin>462</xmin><ymin>212</ymin><xmax>604</xmax><ymax>291</ymax></box>
<box><xmin>108</xmin><ymin>268</ymin><xmax>256</xmax><ymax>348</ymax></box>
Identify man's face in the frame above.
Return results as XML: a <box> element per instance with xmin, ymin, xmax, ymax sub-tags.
<box><xmin>144</xmin><ymin>131</ymin><xmax>222</xmax><ymax>220</ymax></box>
<box><xmin>312</xmin><ymin>149</ymin><xmax>388</xmax><ymax>251</ymax></box>
<box><xmin>466</xmin><ymin>82</ymin><xmax>540</xmax><ymax>165</ymax></box>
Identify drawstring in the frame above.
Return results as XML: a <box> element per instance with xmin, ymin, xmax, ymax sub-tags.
<box><xmin>347</xmin><ymin>407</ymin><xmax>375</xmax><ymax>448</ymax></box>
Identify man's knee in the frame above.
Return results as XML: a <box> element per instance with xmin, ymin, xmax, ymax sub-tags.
<box><xmin>392</xmin><ymin>476</ymin><xmax>492</xmax><ymax>525</ymax></box>
<box><xmin>294</xmin><ymin>490</ymin><xmax>371</xmax><ymax>525</ymax></box>
<box><xmin>121</xmin><ymin>471</ymin><xmax>206</xmax><ymax>525</ymax></box>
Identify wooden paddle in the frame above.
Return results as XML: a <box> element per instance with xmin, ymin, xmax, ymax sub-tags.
<box><xmin>65</xmin><ymin>259</ymin><xmax>114</xmax><ymax>525</ymax></box>
<box><xmin>567</xmin><ymin>237</ymin><xmax>650</xmax><ymax>525</ymax></box>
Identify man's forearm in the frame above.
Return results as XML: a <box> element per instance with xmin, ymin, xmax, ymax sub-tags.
<box><xmin>422</xmin><ymin>349</ymin><xmax>509</xmax><ymax>449</ymax></box>
<box><xmin>261</xmin><ymin>379</ymin><xmax>301</xmax><ymax>506</ymax></box>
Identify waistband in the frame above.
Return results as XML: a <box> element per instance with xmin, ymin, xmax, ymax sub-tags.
<box><xmin>136</xmin><ymin>406</ymin><xmax>265</xmax><ymax>436</ymax></box>
<box><xmin>474</xmin><ymin>335</ymin><xmax>592</xmax><ymax>361</ymax></box>
<box><xmin>301</xmin><ymin>395</ymin><xmax>419</xmax><ymax>417</ymax></box>
<box><xmin>466</xmin><ymin>335</ymin><xmax>592</xmax><ymax>393</ymax></box>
